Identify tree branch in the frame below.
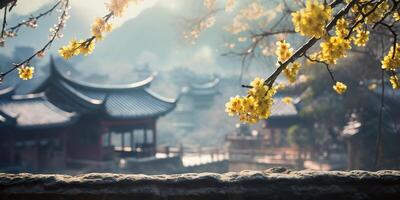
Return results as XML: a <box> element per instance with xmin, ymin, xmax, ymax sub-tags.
<box><xmin>264</xmin><ymin>0</ymin><xmax>359</xmax><ymax>87</ymax></box>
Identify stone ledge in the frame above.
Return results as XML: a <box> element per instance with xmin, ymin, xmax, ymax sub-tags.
<box><xmin>0</xmin><ymin>168</ymin><xmax>399</xmax><ymax>200</ymax></box>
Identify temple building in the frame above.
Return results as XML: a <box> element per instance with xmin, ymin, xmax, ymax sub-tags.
<box><xmin>172</xmin><ymin>77</ymin><xmax>220</xmax><ymax>132</ymax></box>
<box><xmin>225</xmin><ymin>98</ymin><xmax>302</xmax><ymax>171</ymax></box>
<box><xmin>0</xmin><ymin>58</ymin><xmax>177</xmax><ymax>172</ymax></box>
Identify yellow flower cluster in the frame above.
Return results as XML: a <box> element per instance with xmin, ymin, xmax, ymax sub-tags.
<box><xmin>275</xmin><ymin>40</ymin><xmax>302</xmax><ymax>83</ymax></box>
<box><xmin>360</xmin><ymin>1</ymin><xmax>390</xmax><ymax>24</ymax></box>
<box><xmin>381</xmin><ymin>43</ymin><xmax>400</xmax><ymax>71</ymax></box>
<box><xmin>275</xmin><ymin>40</ymin><xmax>292</xmax><ymax>63</ymax></box>
<box><xmin>281</xmin><ymin>96</ymin><xmax>293</xmax><ymax>104</ymax></box>
<box><xmin>59</xmin><ymin>0</ymin><xmax>140</xmax><ymax>59</ymax></box>
<box><xmin>333</xmin><ymin>81</ymin><xmax>347</xmax><ymax>95</ymax></box>
<box><xmin>353</xmin><ymin>27</ymin><xmax>369</xmax><ymax>47</ymax></box>
<box><xmin>59</xmin><ymin>39</ymin><xmax>95</xmax><ymax>59</ymax></box>
<box><xmin>394</xmin><ymin>11</ymin><xmax>400</xmax><ymax>21</ymax></box>
<box><xmin>225</xmin><ymin>77</ymin><xmax>276</xmax><ymax>123</ymax></box>
<box><xmin>283</xmin><ymin>62</ymin><xmax>301</xmax><ymax>83</ymax></box>
<box><xmin>335</xmin><ymin>18</ymin><xmax>349</xmax><ymax>37</ymax></box>
<box><xmin>18</xmin><ymin>65</ymin><xmax>35</xmax><ymax>80</ymax></box>
<box><xmin>91</xmin><ymin>18</ymin><xmax>113</xmax><ymax>40</ymax></box>
<box><xmin>106</xmin><ymin>0</ymin><xmax>130</xmax><ymax>17</ymax></box>
<box><xmin>320</xmin><ymin>36</ymin><xmax>351</xmax><ymax>64</ymax></box>
<box><xmin>291</xmin><ymin>0</ymin><xmax>332</xmax><ymax>38</ymax></box>
<box><xmin>389</xmin><ymin>75</ymin><xmax>400</xmax><ymax>90</ymax></box>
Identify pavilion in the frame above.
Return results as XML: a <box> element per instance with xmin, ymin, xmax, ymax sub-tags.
<box><xmin>0</xmin><ymin>58</ymin><xmax>177</xmax><ymax>172</ymax></box>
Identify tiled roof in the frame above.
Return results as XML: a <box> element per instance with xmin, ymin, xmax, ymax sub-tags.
<box><xmin>37</xmin><ymin>59</ymin><xmax>177</xmax><ymax>120</ymax></box>
<box><xmin>0</xmin><ymin>94</ymin><xmax>76</xmax><ymax>129</ymax></box>
<box><xmin>190</xmin><ymin>78</ymin><xmax>220</xmax><ymax>90</ymax></box>
<box><xmin>185</xmin><ymin>78</ymin><xmax>220</xmax><ymax>96</ymax></box>
<box><xmin>270</xmin><ymin>98</ymin><xmax>298</xmax><ymax>117</ymax></box>
<box><xmin>69</xmin><ymin>85</ymin><xmax>176</xmax><ymax>119</ymax></box>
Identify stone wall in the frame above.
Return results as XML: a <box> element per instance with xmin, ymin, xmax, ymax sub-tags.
<box><xmin>0</xmin><ymin>168</ymin><xmax>399</xmax><ymax>200</ymax></box>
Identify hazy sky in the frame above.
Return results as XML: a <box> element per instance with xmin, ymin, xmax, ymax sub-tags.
<box><xmin>5</xmin><ymin>0</ymin><xmax>269</xmax><ymax>83</ymax></box>
<box><xmin>12</xmin><ymin>0</ymin><xmax>161</xmax><ymax>27</ymax></box>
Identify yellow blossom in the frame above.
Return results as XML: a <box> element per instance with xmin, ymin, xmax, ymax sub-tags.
<box><xmin>353</xmin><ymin>27</ymin><xmax>369</xmax><ymax>47</ymax></box>
<box><xmin>106</xmin><ymin>0</ymin><xmax>130</xmax><ymax>17</ymax></box>
<box><xmin>291</xmin><ymin>0</ymin><xmax>332</xmax><ymax>38</ymax></box>
<box><xmin>225</xmin><ymin>95</ymin><xmax>242</xmax><ymax>116</ymax></box>
<box><xmin>58</xmin><ymin>46</ymin><xmax>75</xmax><ymax>59</ymax></box>
<box><xmin>333</xmin><ymin>81</ymin><xmax>347</xmax><ymax>95</ymax></box>
<box><xmin>58</xmin><ymin>39</ymin><xmax>81</xmax><ymax>59</ymax></box>
<box><xmin>381</xmin><ymin>43</ymin><xmax>400</xmax><ymax>70</ymax></box>
<box><xmin>284</xmin><ymin>62</ymin><xmax>301</xmax><ymax>83</ymax></box>
<box><xmin>282</xmin><ymin>97</ymin><xmax>293</xmax><ymax>104</ymax></box>
<box><xmin>18</xmin><ymin>65</ymin><xmax>34</xmax><ymax>80</ymax></box>
<box><xmin>363</xmin><ymin>1</ymin><xmax>389</xmax><ymax>24</ymax></box>
<box><xmin>79</xmin><ymin>40</ymin><xmax>96</xmax><ymax>56</ymax></box>
<box><xmin>275</xmin><ymin>40</ymin><xmax>293</xmax><ymax>63</ymax></box>
<box><xmin>335</xmin><ymin>18</ymin><xmax>349</xmax><ymax>37</ymax></box>
<box><xmin>320</xmin><ymin>36</ymin><xmax>351</xmax><ymax>64</ymax></box>
<box><xmin>389</xmin><ymin>75</ymin><xmax>400</xmax><ymax>90</ymax></box>
<box><xmin>394</xmin><ymin>11</ymin><xmax>400</xmax><ymax>21</ymax></box>
<box><xmin>225</xmin><ymin>77</ymin><xmax>277</xmax><ymax>124</ymax></box>
<box><xmin>91</xmin><ymin>18</ymin><xmax>113</xmax><ymax>40</ymax></box>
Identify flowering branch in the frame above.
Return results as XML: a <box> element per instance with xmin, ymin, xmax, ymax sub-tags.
<box><xmin>0</xmin><ymin>0</ymin><xmax>70</xmax><ymax>81</ymax></box>
<box><xmin>1</xmin><ymin>0</ymin><xmax>62</xmax><ymax>43</ymax></box>
<box><xmin>264</xmin><ymin>0</ymin><xmax>358</xmax><ymax>88</ymax></box>
<box><xmin>58</xmin><ymin>0</ymin><xmax>141</xmax><ymax>59</ymax></box>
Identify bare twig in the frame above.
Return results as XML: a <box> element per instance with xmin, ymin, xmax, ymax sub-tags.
<box><xmin>0</xmin><ymin>0</ymin><xmax>69</xmax><ymax>79</ymax></box>
<box><xmin>1</xmin><ymin>4</ymin><xmax>7</xmax><ymax>38</ymax></box>
<box><xmin>4</xmin><ymin>0</ymin><xmax>61</xmax><ymax>35</ymax></box>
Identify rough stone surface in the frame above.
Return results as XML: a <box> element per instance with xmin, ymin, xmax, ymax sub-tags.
<box><xmin>0</xmin><ymin>168</ymin><xmax>399</xmax><ymax>200</ymax></box>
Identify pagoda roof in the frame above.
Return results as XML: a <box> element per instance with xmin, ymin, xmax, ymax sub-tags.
<box><xmin>190</xmin><ymin>78</ymin><xmax>220</xmax><ymax>90</ymax></box>
<box><xmin>184</xmin><ymin>77</ymin><xmax>220</xmax><ymax>96</ymax></box>
<box><xmin>33</xmin><ymin>57</ymin><xmax>177</xmax><ymax>120</ymax></box>
<box><xmin>270</xmin><ymin>98</ymin><xmax>298</xmax><ymax>118</ymax></box>
<box><xmin>0</xmin><ymin>93</ymin><xmax>77</xmax><ymax>130</ymax></box>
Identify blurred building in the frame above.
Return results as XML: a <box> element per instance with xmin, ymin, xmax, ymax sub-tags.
<box><xmin>226</xmin><ymin>98</ymin><xmax>305</xmax><ymax>171</ymax></box>
<box><xmin>0</xmin><ymin>58</ymin><xmax>177</xmax><ymax>173</ymax></box>
<box><xmin>172</xmin><ymin>76</ymin><xmax>220</xmax><ymax>133</ymax></box>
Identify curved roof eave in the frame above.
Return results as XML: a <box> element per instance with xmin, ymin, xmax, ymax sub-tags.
<box><xmin>57</xmin><ymin>80</ymin><xmax>104</xmax><ymax>106</ymax></box>
<box><xmin>190</xmin><ymin>78</ymin><xmax>220</xmax><ymax>90</ymax></box>
<box><xmin>52</xmin><ymin>62</ymin><xmax>155</xmax><ymax>91</ymax></box>
<box><xmin>144</xmin><ymin>88</ymin><xmax>177</xmax><ymax>104</ymax></box>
